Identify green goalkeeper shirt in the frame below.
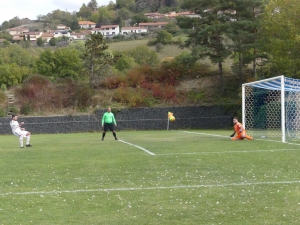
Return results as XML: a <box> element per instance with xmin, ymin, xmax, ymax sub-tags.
<box><xmin>102</xmin><ymin>112</ymin><xmax>116</xmax><ymax>125</ymax></box>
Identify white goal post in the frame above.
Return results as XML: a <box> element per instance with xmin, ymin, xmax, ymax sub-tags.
<box><xmin>242</xmin><ymin>75</ymin><xmax>300</xmax><ymax>143</ymax></box>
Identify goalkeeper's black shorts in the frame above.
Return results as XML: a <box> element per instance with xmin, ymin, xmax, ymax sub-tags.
<box><xmin>103</xmin><ymin>123</ymin><xmax>115</xmax><ymax>132</ymax></box>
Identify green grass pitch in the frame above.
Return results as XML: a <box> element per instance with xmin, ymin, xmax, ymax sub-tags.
<box><xmin>1</xmin><ymin>130</ymin><xmax>300</xmax><ymax>224</ymax></box>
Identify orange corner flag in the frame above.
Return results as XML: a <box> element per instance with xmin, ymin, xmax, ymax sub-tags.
<box><xmin>168</xmin><ymin>112</ymin><xmax>173</xmax><ymax>118</ymax></box>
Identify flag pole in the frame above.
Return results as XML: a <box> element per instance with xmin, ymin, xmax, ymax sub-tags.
<box><xmin>167</xmin><ymin>115</ymin><xmax>169</xmax><ymax>131</ymax></box>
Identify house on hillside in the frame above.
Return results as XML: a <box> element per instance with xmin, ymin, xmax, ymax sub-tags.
<box><xmin>92</xmin><ymin>25</ymin><xmax>120</xmax><ymax>36</ymax></box>
<box><xmin>177</xmin><ymin>11</ymin><xmax>200</xmax><ymax>18</ymax></box>
<box><xmin>69</xmin><ymin>32</ymin><xmax>86</xmax><ymax>40</ymax></box>
<box><xmin>57</xmin><ymin>24</ymin><xmax>70</xmax><ymax>30</ymax></box>
<box><xmin>8</xmin><ymin>27</ymin><xmax>30</xmax><ymax>35</ymax></box>
<box><xmin>79</xmin><ymin>21</ymin><xmax>96</xmax><ymax>29</ymax></box>
<box><xmin>12</xmin><ymin>35</ymin><xmax>24</xmax><ymax>42</ymax></box>
<box><xmin>54</xmin><ymin>30</ymin><xmax>70</xmax><ymax>38</ymax></box>
<box><xmin>166</xmin><ymin>11</ymin><xmax>177</xmax><ymax>19</ymax></box>
<box><xmin>144</xmin><ymin>12</ymin><xmax>165</xmax><ymax>19</ymax></box>
<box><xmin>23</xmin><ymin>32</ymin><xmax>43</xmax><ymax>41</ymax></box>
<box><xmin>121</xmin><ymin>26</ymin><xmax>147</xmax><ymax>34</ymax></box>
<box><xmin>41</xmin><ymin>33</ymin><xmax>55</xmax><ymax>42</ymax></box>
<box><xmin>138</xmin><ymin>22</ymin><xmax>169</xmax><ymax>29</ymax></box>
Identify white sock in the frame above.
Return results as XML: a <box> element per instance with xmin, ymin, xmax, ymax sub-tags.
<box><xmin>19</xmin><ymin>136</ymin><xmax>23</xmax><ymax>147</ymax></box>
<box><xmin>26</xmin><ymin>135</ymin><xmax>31</xmax><ymax>145</ymax></box>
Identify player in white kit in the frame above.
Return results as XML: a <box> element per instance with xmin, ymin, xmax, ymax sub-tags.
<box><xmin>10</xmin><ymin>114</ymin><xmax>32</xmax><ymax>148</ymax></box>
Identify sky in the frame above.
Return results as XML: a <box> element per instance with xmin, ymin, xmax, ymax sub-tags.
<box><xmin>0</xmin><ymin>0</ymin><xmax>115</xmax><ymax>25</ymax></box>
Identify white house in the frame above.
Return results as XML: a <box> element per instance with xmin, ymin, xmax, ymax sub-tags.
<box><xmin>78</xmin><ymin>21</ymin><xmax>96</xmax><ymax>29</ymax></box>
<box><xmin>8</xmin><ymin>27</ymin><xmax>30</xmax><ymax>35</ymax></box>
<box><xmin>57</xmin><ymin>24</ymin><xmax>70</xmax><ymax>30</ymax></box>
<box><xmin>23</xmin><ymin>32</ymin><xmax>43</xmax><ymax>41</ymax></box>
<box><xmin>41</xmin><ymin>33</ymin><xmax>55</xmax><ymax>42</ymax></box>
<box><xmin>121</xmin><ymin>26</ymin><xmax>147</xmax><ymax>34</ymax></box>
<box><xmin>92</xmin><ymin>25</ymin><xmax>120</xmax><ymax>36</ymax></box>
<box><xmin>54</xmin><ymin>30</ymin><xmax>71</xmax><ymax>38</ymax></box>
<box><xmin>69</xmin><ymin>32</ymin><xmax>86</xmax><ymax>40</ymax></box>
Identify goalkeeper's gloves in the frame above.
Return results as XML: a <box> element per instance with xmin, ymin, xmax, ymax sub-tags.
<box><xmin>230</xmin><ymin>133</ymin><xmax>235</xmax><ymax>137</ymax></box>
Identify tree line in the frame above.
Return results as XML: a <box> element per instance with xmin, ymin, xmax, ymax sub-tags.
<box><xmin>0</xmin><ymin>0</ymin><xmax>299</xmax><ymax>96</ymax></box>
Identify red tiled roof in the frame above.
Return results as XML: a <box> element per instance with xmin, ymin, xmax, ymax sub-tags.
<box><xmin>100</xmin><ymin>25</ymin><xmax>119</xmax><ymax>29</ymax></box>
<box><xmin>41</xmin><ymin>33</ymin><xmax>54</xmax><ymax>37</ymax></box>
<box><xmin>78</xmin><ymin>21</ymin><xmax>96</xmax><ymax>25</ymax></box>
<box><xmin>121</xmin><ymin>27</ymin><xmax>146</xmax><ymax>30</ymax></box>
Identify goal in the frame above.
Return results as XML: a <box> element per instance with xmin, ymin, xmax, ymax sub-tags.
<box><xmin>242</xmin><ymin>75</ymin><xmax>300</xmax><ymax>143</ymax></box>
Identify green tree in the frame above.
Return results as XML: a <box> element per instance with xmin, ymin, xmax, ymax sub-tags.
<box><xmin>0</xmin><ymin>31</ymin><xmax>12</xmax><ymax>41</ymax></box>
<box><xmin>1</xmin><ymin>40</ymin><xmax>10</xmax><ymax>47</ymax></box>
<box><xmin>155</xmin><ymin>43</ymin><xmax>164</xmax><ymax>52</ymax></box>
<box><xmin>0</xmin><ymin>63</ymin><xmax>30</xmax><ymax>87</ymax></box>
<box><xmin>87</xmin><ymin>0</ymin><xmax>98</xmax><ymax>11</ymax></box>
<box><xmin>115</xmin><ymin>55</ymin><xmax>136</xmax><ymax>71</ymax></box>
<box><xmin>49</xmin><ymin>37</ymin><xmax>57</xmax><ymax>46</ymax></box>
<box><xmin>116</xmin><ymin>0</ymin><xmax>136</xmax><ymax>12</ymax></box>
<box><xmin>177</xmin><ymin>0</ymin><xmax>232</xmax><ymax>93</ymax></box>
<box><xmin>36</xmin><ymin>37</ymin><xmax>45</xmax><ymax>47</ymax></box>
<box><xmin>67</xmin><ymin>41</ymin><xmax>86</xmax><ymax>57</ymax></box>
<box><xmin>227</xmin><ymin>0</ymin><xmax>265</xmax><ymax>84</ymax></box>
<box><xmin>0</xmin><ymin>44</ymin><xmax>35</xmax><ymax>67</ymax></box>
<box><xmin>77</xmin><ymin>3</ymin><xmax>93</xmax><ymax>19</ymax></box>
<box><xmin>1</xmin><ymin>21</ymin><xmax>9</xmax><ymax>30</ymax></box>
<box><xmin>259</xmin><ymin>0</ymin><xmax>300</xmax><ymax>78</ymax></box>
<box><xmin>35</xmin><ymin>48</ymin><xmax>83</xmax><ymax>80</ymax></box>
<box><xmin>156</xmin><ymin>30</ymin><xmax>173</xmax><ymax>44</ymax></box>
<box><xmin>117</xmin><ymin>7</ymin><xmax>132</xmax><ymax>21</ymax></box>
<box><xmin>35</xmin><ymin>49</ymin><xmax>56</xmax><ymax>77</ymax></box>
<box><xmin>84</xmin><ymin>33</ymin><xmax>120</xmax><ymax>85</ymax></box>
<box><xmin>126</xmin><ymin>46</ymin><xmax>159</xmax><ymax>67</ymax></box>
<box><xmin>70</xmin><ymin>14</ymin><xmax>80</xmax><ymax>31</ymax></box>
<box><xmin>163</xmin><ymin>21</ymin><xmax>179</xmax><ymax>35</ymax></box>
<box><xmin>96</xmin><ymin>6</ymin><xmax>114</xmax><ymax>25</ymax></box>
<box><xmin>53</xmin><ymin>48</ymin><xmax>83</xmax><ymax>80</ymax></box>
<box><xmin>130</xmin><ymin>13</ymin><xmax>149</xmax><ymax>26</ymax></box>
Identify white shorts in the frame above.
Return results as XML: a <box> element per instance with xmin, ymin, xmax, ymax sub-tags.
<box><xmin>14</xmin><ymin>131</ymin><xmax>29</xmax><ymax>138</ymax></box>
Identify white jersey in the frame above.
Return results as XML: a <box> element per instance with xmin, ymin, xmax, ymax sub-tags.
<box><xmin>10</xmin><ymin>120</ymin><xmax>22</xmax><ymax>135</ymax></box>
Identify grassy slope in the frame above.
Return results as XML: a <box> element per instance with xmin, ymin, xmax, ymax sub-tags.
<box><xmin>107</xmin><ymin>36</ymin><xmax>233</xmax><ymax>69</ymax></box>
<box><xmin>1</xmin><ymin>130</ymin><xmax>300</xmax><ymax>224</ymax></box>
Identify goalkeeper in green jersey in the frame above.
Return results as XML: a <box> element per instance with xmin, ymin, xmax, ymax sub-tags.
<box><xmin>101</xmin><ymin>107</ymin><xmax>118</xmax><ymax>141</ymax></box>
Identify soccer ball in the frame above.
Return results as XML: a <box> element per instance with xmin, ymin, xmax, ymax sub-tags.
<box><xmin>169</xmin><ymin>116</ymin><xmax>175</xmax><ymax>122</ymax></box>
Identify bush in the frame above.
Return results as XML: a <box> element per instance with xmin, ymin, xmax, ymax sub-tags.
<box><xmin>20</xmin><ymin>103</ymin><xmax>32</xmax><ymax>115</ymax></box>
<box><xmin>149</xmin><ymin>83</ymin><xmax>177</xmax><ymax>100</ymax></box>
<box><xmin>16</xmin><ymin>75</ymin><xmax>53</xmax><ymax>111</ymax></box>
<box><xmin>0</xmin><ymin>109</ymin><xmax>6</xmax><ymax>117</ymax></box>
<box><xmin>187</xmin><ymin>90</ymin><xmax>206</xmax><ymax>103</ymax></box>
<box><xmin>102</xmin><ymin>75</ymin><xmax>128</xmax><ymax>89</ymax></box>
<box><xmin>113</xmin><ymin>87</ymin><xmax>154</xmax><ymax>107</ymax></box>
<box><xmin>72</xmin><ymin>83</ymin><xmax>94</xmax><ymax>108</ymax></box>
<box><xmin>0</xmin><ymin>89</ymin><xmax>7</xmax><ymax>104</ymax></box>
<box><xmin>127</xmin><ymin>69</ymin><xmax>146</xmax><ymax>87</ymax></box>
<box><xmin>15</xmin><ymin>76</ymin><xmax>95</xmax><ymax>114</ymax></box>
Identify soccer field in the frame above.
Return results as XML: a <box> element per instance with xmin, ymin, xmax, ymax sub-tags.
<box><xmin>1</xmin><ymin>130</ymin><xmax>300</xmax><ymax>224</ymax></box>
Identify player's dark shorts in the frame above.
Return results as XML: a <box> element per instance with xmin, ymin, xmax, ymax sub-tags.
<box><xmin>103</xmin><ymin>123</ymin><xmax>115</xmax><ymax>132</ymax></box>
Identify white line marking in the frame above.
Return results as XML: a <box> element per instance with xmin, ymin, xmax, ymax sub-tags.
<box><xmin>181</xmin><ymin>131</ymin><xmax>228</xmax><ymax>138</ymax></box>
<box><xmin>119</xmin><ymin>140</ymin><xmax>155</xmax><ymax>155</ymax></box>
<box><xmin>3</xmin><ymin>180</ymin><xmax>300</xmax><ymax>195</ymax></box>
<box><xmin>156</xmin><ymin>148</ymin><xmax>300</xmax><ymax>155</ymax></box>
<box><xmin>182</xmin><ymin>130</ymin><xmax>300</xmax><ymax>146</ymax></box>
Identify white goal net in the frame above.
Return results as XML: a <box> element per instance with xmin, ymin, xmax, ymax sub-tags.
<box><xmin>242</xmin><ymin>75</ymin><xmax>300</xmax><ymax>143</ymax></box>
